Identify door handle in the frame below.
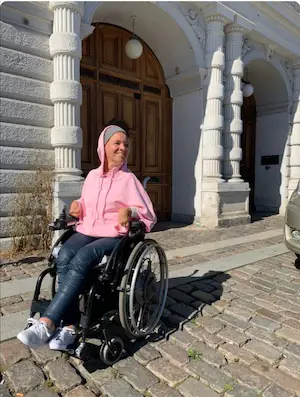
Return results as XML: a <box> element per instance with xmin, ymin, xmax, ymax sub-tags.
<box><xmin>143</xmin><ymin>177</ymin><xmax>160</xmax><ymax>189</ymax></box>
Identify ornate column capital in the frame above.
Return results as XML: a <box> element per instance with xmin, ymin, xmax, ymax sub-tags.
<box><xmin>204</xmin><ymin>14</ymin><xmax>230</xmax><ymax>25</ymax></box>
<box><xmin>202</xmin><ymin>2</ymin><xmax>235</xmax><ymax>25</ymax></box>
<box><xmin>49</xmin><ymin>1</ymin><xmax>84</xmax><ymax>16</ymax></box>
<box><xmin>224</xmin><ymin>23</ymin><xmax>246</xmax><ymax>35</ymax></box>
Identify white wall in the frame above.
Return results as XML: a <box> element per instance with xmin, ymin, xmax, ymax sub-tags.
<box><xmin>0</xmin><ymin>2</ymin><xmax>54</xmax><ymax>249</ymax></box>
<box><xmin>255</xmin><ymin>111</ymin><xmax>289</xmax><ymax>212</ymax></box>
<box><xmin>172</xmin><ymin>89</ymin><xmax>203</xmax><ymax>223</ymax></box>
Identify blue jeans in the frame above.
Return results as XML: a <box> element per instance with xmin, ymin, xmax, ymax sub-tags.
<box><xmin>43</xmin><ymin>232</ymin><xmax>119</xmax><ymax>326</ymax></box>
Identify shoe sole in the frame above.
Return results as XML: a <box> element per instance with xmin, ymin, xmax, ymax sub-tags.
<box><xmin>49</xmin><ymin>345</ymin><xmax>75</xmax><ymax>353</ymax></box>
<box><xmin>49</xmin><ymin>339</ymin><xmax>77</xmax><ymax>352</ymax></box>
<box><xmin>17</xmin><ymin>332</ymin><xmax>46</xmax><ymax>349</ymax></box>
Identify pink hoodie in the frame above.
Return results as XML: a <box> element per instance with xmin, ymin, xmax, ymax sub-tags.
<box><xmin>75</xmin><ymin>126</ymin><xmax>157</xmax><ymax>238</ymax></box>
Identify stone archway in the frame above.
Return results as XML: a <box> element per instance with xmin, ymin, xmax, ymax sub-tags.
<box><xmin>82</xmin><ymin>1</ymin><xmax>204</xmax><ymax>71</ymax></box>
<box><xmin>242</xmin><ymin>56</ymin><xmax>291</xmax><ymax>214</ymax></box>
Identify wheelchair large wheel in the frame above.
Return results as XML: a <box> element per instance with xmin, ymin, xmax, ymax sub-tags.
<box><xmin>119</xmin><ymin>239</ymin><xmax>168</xmax><ymax>338</ymax></box>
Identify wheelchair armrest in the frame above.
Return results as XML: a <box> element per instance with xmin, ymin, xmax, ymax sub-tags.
<box><xmin>48</xmin><ymin>216</ymin><xmax>77</xmax><ymax>231</ymax></box>
<box><xmin>128</xmin><ymin>219</ymin><xmax>146</xmax><ymax>237</ymax></box>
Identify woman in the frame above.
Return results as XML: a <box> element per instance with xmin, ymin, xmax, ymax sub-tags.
<box><xmin>17</xmin><ymin>122</ymin><xmax>157</xmax><ymax>350</ymax></box>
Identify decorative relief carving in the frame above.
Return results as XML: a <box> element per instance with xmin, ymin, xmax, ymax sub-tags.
<box><xmin>177</xmin><ymin>4</ymin><xmax>205</xmax><ymax>47</ymax></box>
<box><xmin>241</xmin><ymin>37</ymin><xmax>252</xmax><ymax>57</ymax></box>
<box><xmin>281</xmin><ymin>59</ymin><xmax>293</xmax><ymax>86</ymax></box>
<box><xmin>265</xmin><ymin>44</ymin><xmax>275</xmax><ymax>60</ymax></box>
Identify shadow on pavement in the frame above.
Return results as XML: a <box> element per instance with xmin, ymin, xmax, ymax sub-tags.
<box><xmin>80</xmin><ymin>270</ymin><xmax>231</xmax><ymax>372</ymax></box>
<box><xmin>151</xmin><ymin>221</ymin><xmax>191</xmax><ymax>232</ymax></box>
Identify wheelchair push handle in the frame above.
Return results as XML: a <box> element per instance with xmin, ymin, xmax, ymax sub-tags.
<box><xmin>126</xmin><ymin>177</ymin><xmax>158</xmax><ymax>236</ymax></box>
<box><xmin>143</xmin><ymin>176</ymin><xmax>159</xmax><ymax>190</ymax></box>
<box><xmin>48</xmin><ymin>206</ymin><xmax>78</xmax><ymax>231</ymax></box>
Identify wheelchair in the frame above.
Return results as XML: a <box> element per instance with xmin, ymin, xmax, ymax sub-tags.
<box><xmin>28</xmin><ymin>182</ymin><xmax>168</xmax><ymax>365</ymax></box>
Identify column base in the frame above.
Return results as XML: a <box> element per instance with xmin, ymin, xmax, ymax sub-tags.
<box><xmin>53</xmin><ymin>179</ymin><xmax>84</xmax><ymax>218</ymax></box>
<box><xmin>195</xmin><ymin>180</ymin><xmax>251</xmax><ymax>228</ymax></box>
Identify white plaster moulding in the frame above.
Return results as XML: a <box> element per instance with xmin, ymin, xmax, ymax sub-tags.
<box><xmin>49</xmin><ymin>1</ymin><xmax>84</xmax><ymax>17</ymax></box>
<box><xmin>50</xmin><ymin>81</ymin><xmax>82</xmax><ymax>104</ymax></box>
<box><xmin>49</xmin><ymin>32</ymin><xmax>81</xmax><ymax>58</ymax></box>
<box><xmin>51</xmin><ymin>126</ymin><xmax>82</xmax><ymax>147</ymax></box>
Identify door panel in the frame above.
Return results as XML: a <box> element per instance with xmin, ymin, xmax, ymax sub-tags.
<box><xmin>142</xmin><ymin>96</ymin><xmax>162</xmax><ymax>172</ymax></box>
<box><xmin>82</xmin><ymin>30</ymin><xmax>96</xmax><ymax>66</ymax></box>
<box><xmin>121</xmin><ymin>92</ymin><xmax>140</xmax><ymax>173</ymax></box>
<box><xmin>81</xmin><ymin>24</ymin><xmax>172</xmax><ymax>220</ymax></box>
<box><xmin>99</xmin><ymin>27</ymin><xmax>119</xmax><ymax>71</ymax></box>
<box><xmin>241</xmin><ymin>95</ymin><xmax>256</xmax><ymax>212</ymax></box>
<box><xmin>101</xmin><ymin>89</ymin><xmax>119</xmax><ymax>126</ymax></box>
<box><xmin>81</xmin><ymin>81</ymin><xmax>96</xmax><ymax>176</ymax></box>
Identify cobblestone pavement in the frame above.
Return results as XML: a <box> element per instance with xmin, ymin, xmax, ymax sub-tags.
<box><xmin>0</xmin><ymin>215</ymin><xmax>284</xmax><ymax>283</ymax></box>
<box><xmin>1</xmin><ymin>250</ymin><xmax>300</xmax><ymax>397</ymax></box>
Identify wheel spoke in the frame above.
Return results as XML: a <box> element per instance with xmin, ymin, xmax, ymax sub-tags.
<box><xmin>119</xmin><ymin>240</ymin><xmax>168</xmax><ymax>338</ymax></box>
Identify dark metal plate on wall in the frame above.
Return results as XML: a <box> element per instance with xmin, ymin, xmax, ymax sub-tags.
<box><xmin>261</xmin><ymin>155</ymin><xmax>279</xmax><ymax>165</ymax></box>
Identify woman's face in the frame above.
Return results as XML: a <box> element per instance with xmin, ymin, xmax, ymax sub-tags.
<box><xmin>105</xmin><ymin>132</ymin><xmax>129</xmax><ymax>168</ymax></box>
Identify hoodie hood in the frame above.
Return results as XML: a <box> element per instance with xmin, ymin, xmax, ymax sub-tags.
<box><xmin>97</xmin><ymin>125</ymin><xmax>129</xmax><ymax>176</ymax></box>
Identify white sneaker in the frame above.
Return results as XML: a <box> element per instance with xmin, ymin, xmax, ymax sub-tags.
<box><xmin>17</xmin><ymin>318</ymin><xmax>53</xmax><ymax>349</ymax></box>
<box><xmin>49</xmin><ymin>327</ymin><xmax>77</xmax><ymax>351</ymax></box>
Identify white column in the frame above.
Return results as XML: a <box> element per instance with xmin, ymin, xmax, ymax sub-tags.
<box><xmin>49</xmin><ymin>1</ymin><xmax>84</xmax><ymax>181</ymax></box>
<box><xmin>223</xmin><ymin>24</ymin><xmax>245</xmax><ymax>182</ymax></box>
<box><xmin>202</xmin><ymin>15</ymin><xmax>227</xmax><ymax>183</ymax></box>
<box><xmin>289</xmin><ymin>60</ymin><xmax>300</xmax><ymax>195</ymax></box>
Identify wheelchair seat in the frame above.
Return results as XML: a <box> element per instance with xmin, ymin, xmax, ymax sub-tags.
<box><xmin>50</xmin><ymin>219</ymin><xmax>146</xmax><ymax>271</ymax></box>
<box><xmin>51</xmin><ymin>244</ymin><xmax>110</xmax><ymax>271</ymax></box>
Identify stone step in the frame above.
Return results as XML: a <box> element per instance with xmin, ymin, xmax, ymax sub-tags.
<box><xmin>168</xmin><ymin>242</ymin><xmax>289</xmax><ymax>287</ymax></box>
<box><xmin>165</xmin><ymin>228</ymin><xmax>282</xmax><ymax>261</ymax></box>
<box><xmin>0</xmin><ymin>241</ymin><xmax>290</xmax><ymax>342</ymax></box>
<box><xmin>0</xmin><ymin>228</ymin><xmax>283</xmax><ymax>300</ymax></box>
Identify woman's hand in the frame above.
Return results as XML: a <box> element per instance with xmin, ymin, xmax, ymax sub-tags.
<box><xmin>118</xmin><ymin>207</ymin><xmax>132</xmax><ymax>227</ymax></box>
<box><xmin>69</xmin><ymin>200</ymin><xmax>81</xmax><ymax>219</ymax></box>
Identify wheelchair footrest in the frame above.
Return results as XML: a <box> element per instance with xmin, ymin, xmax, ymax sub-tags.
<box><xmin>31</xmin><ymin>299</ymin><xmax>51</xmax><ymax>315</ymax></box>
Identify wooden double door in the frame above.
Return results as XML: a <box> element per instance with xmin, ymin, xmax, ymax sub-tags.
<box><xmin>241</xmin><ymin>95</ymin><xmax>256</xmax><ymax>212</ymax></box>
<box><xmin>80</xmin><ymin>24</ymin><xmax>172</xmax><ymax>220</ymax></box>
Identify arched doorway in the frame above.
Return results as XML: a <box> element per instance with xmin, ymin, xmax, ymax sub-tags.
<box><xmin>241</xmin><ymin>59</ymin><xmax>290</xmax><ymax>215</ymax></box>
<box><xmin>241</xmin><ymin>94</ymin><xmax>256</xmax><ymax>213</ymax></box>
<box><xmin>80</xmin><ymin>24</ymin><xmax>172</xmax><ymax>220</ymax></box>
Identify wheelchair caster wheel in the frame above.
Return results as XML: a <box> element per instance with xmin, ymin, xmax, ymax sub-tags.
<box><xmin>75</xmin><ymin>343</ymin><xmax>87</xmax><ymax>360</ymax></box>
<box><xmin>99</xmin><ymin>336</ymin><xmax>124</xmax><ymax>366</ymax></box>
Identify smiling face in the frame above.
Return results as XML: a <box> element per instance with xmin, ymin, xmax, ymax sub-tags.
<box><xmin>104</xmin><ymin>131</ymin><xmax>129</xmax><ymax>170</ymax></box>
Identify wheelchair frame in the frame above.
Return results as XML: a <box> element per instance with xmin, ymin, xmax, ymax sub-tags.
<box><xmin>29</xmin><ymin>206</ymin><xmax>168</xmax><ymax>365</ymax></box>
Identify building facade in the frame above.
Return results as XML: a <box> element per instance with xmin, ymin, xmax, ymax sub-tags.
<box><xmin>1</xmin><ymin>1</ymin><xmax>300</xmax><ymax>249</ymax></box>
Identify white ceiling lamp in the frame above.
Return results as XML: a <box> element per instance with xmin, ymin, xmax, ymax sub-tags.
<box><xmin>125</xmin><ymin>16</ymin><xmax>143</xmax><ymax>60</ymax></box>
<box><xmin>242</xmin><ymin>82</ymin><xmax>254</xmax><ymax>98</ymax></box>
<box><xmin>242</xmin><ymin>69</ymin><xmax>254</xmax><ymax>98</ymax></box>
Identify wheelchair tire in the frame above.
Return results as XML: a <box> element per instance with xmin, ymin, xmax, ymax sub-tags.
<box><xmin>119</xmin><ymin>239</ymin><xmax>168</xmax><ymax>338</ymax></box>
<box><xmin>49</xmin><ymin>272</ymin><xmax>57</xmax><ymax>299</ymax></box>
<box><xmin>99</xmin><ymin>337</ymin><xmax>124</xmax><ymax>366</ymax></box>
